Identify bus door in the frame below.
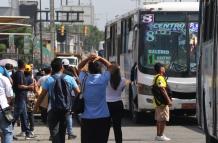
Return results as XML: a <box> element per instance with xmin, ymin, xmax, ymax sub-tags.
<box><xmin>202</xmin><ymin>40</ymin><xmax>215</xmax><ymax>136</ymax></box>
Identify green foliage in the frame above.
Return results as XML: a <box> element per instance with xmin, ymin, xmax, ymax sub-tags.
<box><xmin>0</xmin><ymin>44</ymin><xmax>6</xmax><ymax>53</ymax></box>
<box><xmin>5</xmin><ymin>27</ymin><xmax>33</xmax><ymax>55</ymax></box>
<box><xmin>83</xmin><ymin>26</ymin><xmax>104</xmax><ymax>51</ymax></box>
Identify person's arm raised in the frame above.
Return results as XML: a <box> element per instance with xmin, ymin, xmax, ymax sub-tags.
<box><xmin>78</xmin><ymin>55</ymin><xmax>97</xmax><ymax>72</ymax></box>
<box><xmin>97</xmin><ymin>57</ymin><xmax>112</xmax><ymax>69</ymax></box>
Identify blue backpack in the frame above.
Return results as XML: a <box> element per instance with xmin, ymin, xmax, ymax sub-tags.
<box><xmin>50</xmin><ymin>74</ymin><xmax>72</xmax><ymax>111</ymax></box>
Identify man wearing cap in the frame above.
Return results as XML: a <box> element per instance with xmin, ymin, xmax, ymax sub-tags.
<box><xmin>62</xmin><ymin>59</ymin><xmax>77</xmax><ymax>140</ymax></box>
<box><xmin>62</xmin><ymin>59</ymin><xmax>74</xmax><ymax>77</ymax></box>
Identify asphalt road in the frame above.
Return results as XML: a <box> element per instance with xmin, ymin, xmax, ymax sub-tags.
<box><xmin>11</xmin><ymin>115</ymin><xmax>205</xmax><ymax>143</ymax></box>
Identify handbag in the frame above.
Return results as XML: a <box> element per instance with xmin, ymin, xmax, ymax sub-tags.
<box><xmin>72</xmin><ymin>74</ymin><xmax>88</xmax><ymax>114</ymax></box>
<box><xmin>2</xmin><ymin>107</ymin><xmax>14</xmax><ymax>123</ymax></box>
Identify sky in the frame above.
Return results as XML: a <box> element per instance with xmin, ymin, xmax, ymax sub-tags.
<box><xmin>1</xmin><ymin>0</ymin><xmax>139</xmax><ymax>31</ymax></box>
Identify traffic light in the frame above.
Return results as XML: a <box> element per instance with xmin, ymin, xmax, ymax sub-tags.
<box><xmin>57</xmin><ymin>25</ymin><xmax>66</xmax><ymax>43</ymax></box>
<box><xmin>83</xmin><ymin>25</ymin><xmax>88</xmax><ymax>36</ymax></box>
<box><xmin>60</xmin><ymin>24</ymin><xmax>65</xmax><ymax>36</ymax></box>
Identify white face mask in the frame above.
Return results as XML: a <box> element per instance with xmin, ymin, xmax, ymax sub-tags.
<box><xmin>8</xmin><ymin>71</ymin><xmax>12</xmax><ymax>76</ymax></box>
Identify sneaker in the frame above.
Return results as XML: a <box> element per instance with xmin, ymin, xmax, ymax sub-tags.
<box><xmin>155</xmin><ymin>135</ymin><xmax>171</xmax><ymax>141</ymax></box>
<box><xmin>25</xmin><ymin>134</ymin><xmax>35</xmax><ymax>140</ymax></box>
<box><xmin>68</xmin><ymin>134</ymin><xmax>77</xmax><ymax>140</ymax></box>
<box><xmin>16</xmin><ymin>132</ymin><xmax>25</xmax><ymax>137</ymax></box>
<box><xmin>162</xmin><ymin>135</ymin><xmax>171</xmax><ymax>140</ymax></box>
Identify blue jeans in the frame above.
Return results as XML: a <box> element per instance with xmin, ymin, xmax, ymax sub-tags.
<box><xmin>13</xmin><ymin>102</ymin><xmax>31</xmax><ymax>136</ymax></box>
<box><xmin>66</xmin><ymin>113</ymin><xmax>73</xmax><ymax>135</ymax></box>
<box><xmin>0</xmin><ymin>111</ymin><xmax>13</xmax><ymax>143</ymax></box>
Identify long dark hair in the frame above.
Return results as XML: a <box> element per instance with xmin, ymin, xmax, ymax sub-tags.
<box><xmin>110</xmin><ymin>64</ymin><xmax>121</xmax><ymax>90</ymax></box>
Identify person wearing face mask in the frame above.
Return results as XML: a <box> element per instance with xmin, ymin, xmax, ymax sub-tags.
<box><xmin>153</xmin><ymin>63</ymin><xmax>172</xmax><ymax>141</ymax></box>
<box><xmin>5</xmin><ymin>64</ymin><xmax>14</xmax><ymax>77</ymax></box>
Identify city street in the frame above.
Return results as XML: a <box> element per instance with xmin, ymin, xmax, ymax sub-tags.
<box><xmin>13</xmin><ymin>116</ymin><xmax>205</xmax><ymax>143</ymax></box>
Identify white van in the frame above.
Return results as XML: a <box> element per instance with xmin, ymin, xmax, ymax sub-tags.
<box><xmin>57</xmin><ymin>56</ymin><xmax>78</xmax><ymax>67</ymax></box>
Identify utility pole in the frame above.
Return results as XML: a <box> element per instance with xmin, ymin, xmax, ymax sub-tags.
<box><xmin>39</xmin><ymin>0</ymin><xmax>43</xmax><ymax>65</ymax></box>
<box><xmin>50</xmin><ymin>0</ymin><xmax>56</xmax><ymax>57</ymax></box>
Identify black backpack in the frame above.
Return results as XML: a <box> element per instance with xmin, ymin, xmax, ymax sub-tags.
<box><xmin>50</xmin><ymin>74</ymin><xmax>72</xmax><ymax>111</ymax></box>
<box><xmin>151</xmin><ymin>75</ymin><xmax>169</xmax><ymax>106</ymax></box>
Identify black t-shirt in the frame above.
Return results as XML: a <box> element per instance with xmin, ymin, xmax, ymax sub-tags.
<box><xmin>12</xmin><ymin>70</ymin><xmax>27</xmax><ymax>104</ymax></box>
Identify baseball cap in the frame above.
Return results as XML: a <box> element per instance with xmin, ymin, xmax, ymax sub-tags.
<box><xmin>62</xmin><ymin>59</ymin><xmax>70</xmax><ymax>66</ymax></box>
<box><xmin>25</xmin><ymin>64</ymin><xmax>32</xmax><ymax>72</ymax></box>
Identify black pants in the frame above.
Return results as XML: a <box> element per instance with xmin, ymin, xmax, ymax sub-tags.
<box><xmin>81</xmin><ymin>117</ymin><xmax>110</xmax><ymax>143</ymax></box>
<box><xmin>107</xmin><ymin>101</ymin><xmax>124</xmax><ymax>143</ymax></box>
<box><xmin>40</xmin><ymin>107</ymin><xmax>47</xmax><ymax>124</ymax></box>
<box><xmin>47</xmin><ymin>109</ymin><xmax>67</xmax><ymax>143</ymax></box>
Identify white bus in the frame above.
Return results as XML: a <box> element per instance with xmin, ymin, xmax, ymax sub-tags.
<box><xmin>105</xmin><ymin>1</ymin><xmax>199</xmax><ymax>122</ymax></box>
<box><xmin>198</xmin><ymin>0</ymin><xmax>218</xmax><ymax>142</ymax></box>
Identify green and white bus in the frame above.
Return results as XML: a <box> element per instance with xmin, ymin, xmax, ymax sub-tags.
<box><xmin>105</xmin><ymin>1</ymin><xmax>199</xmax><ymax>122</ymax></box>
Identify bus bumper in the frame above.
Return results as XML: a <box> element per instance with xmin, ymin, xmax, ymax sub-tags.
<box><xmin>138</xmin><ymin>94</ymin><xmax>196</xmax><ymax>114</ymax></box>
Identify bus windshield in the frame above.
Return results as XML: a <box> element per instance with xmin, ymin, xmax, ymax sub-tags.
<box><xmin>68</xmin><ymin>58</ymin><xmax>77</xmax><ymax>66</ymax></box>
<box><xmin>139</xmin><ymin>12</ymin><xmax>198</xmax><ymax>77</ymax></box>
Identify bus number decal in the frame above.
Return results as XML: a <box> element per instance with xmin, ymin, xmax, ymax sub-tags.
<box><xmin>142</xmin><ymin>14</ymin><xmax>154</xmax><ymax>24</ymax></box>
<box><xmin>146</xmin><ymin>31</ymin><xmax>155</xmax><ymax>42</ymax></box>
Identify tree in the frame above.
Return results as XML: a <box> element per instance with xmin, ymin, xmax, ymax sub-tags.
<box><xmin>83</xmin><ymin>26</ymin><xmax>104</xmax><ymax>52</ymax></box>
<box><xmin>0</xmin><ymin>44</ymin><xmax>6</xmax><ymax>53</ymax></box>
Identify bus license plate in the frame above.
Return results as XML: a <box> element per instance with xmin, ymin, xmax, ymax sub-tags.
<box><xmin>181</xmin><ymin>103</ymin><xmax>196</xmax><ymax>109</ymax></box>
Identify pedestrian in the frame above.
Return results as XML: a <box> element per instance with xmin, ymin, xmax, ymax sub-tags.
<box><xmin>0</xmin><ymin>73</ymin><xmax>14</xmax><ymax>143</ymax></box>
<box><xmin>0</xmin><ymin>66</ymin><xmax>13</xmax><ymax>83</ymax></box>
<box><xmin>106</xmin><ymin>63</ymin><xmax>127</xmax><ymax>143</ymax></box>
<box><xmin>35</xmin><ymin>58</ymin><xmax>80</xmax><ymax>143</ymax></box>
<box><xmin>37</xmin><ymin>65</ymin><xmax>52</xmax><ymax>124</ymax></box>
<box><xmin>12</xmin><ymin>60</ymin><xmax>34</xmax><ymax>139</ymax></box>
<box><xmin>4</xmin><ymin>64</ymin><xmax>14</xmax><ymax>77</ymax></box>
<box><xmin>78</xmin><ymin>54</ymin><xmax>112</xmax><ymax>143</ymax></box>
<box><xmin>62</xmin><ymin>59</ymin><xmax>77</xmax><ymax>140</ymax></box>
<box><xmin>153</xmin><ymin>63</ymin><xmax>172</xmax><ymax>141</ymax></box>
<box><xmin>62</xmin><ymin>59</ymin><xmax>74</xmax><ymax>77</ymax></box>
<box><xmin>23</xmin><ymin>64</ymin><xmax>36</xmax><ymax>136</ymax></box>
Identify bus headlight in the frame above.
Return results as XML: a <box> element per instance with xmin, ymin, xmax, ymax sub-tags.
<box><xmin>137</xmin><ymin>83</ymin><xmax>152</xmax><ymax>96</ymax></box>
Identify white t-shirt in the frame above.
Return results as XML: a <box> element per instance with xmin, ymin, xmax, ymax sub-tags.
<box><xmin>106</xmin><ymin>78</ymin><xmax>126</xmax><ymax>102</ymax></box>
<box><xmin>0</xmin><ymin>74</ymin><xmax>13</xmax><ymax>109</ymax></box>
<box><xmin>37</xmin><ymin>75</ymin><xmax>50</xmax><ymax>86</ymax></box>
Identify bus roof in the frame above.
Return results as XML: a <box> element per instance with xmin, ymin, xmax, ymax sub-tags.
<box><xmin>143</xmin><ymin>2</ymin><xmax>199</xmax><ymax>11</ymax></box>
<box><xmin>106</xmin><ymin>2</ymin><xmax>199</xmax><ymax>26</ymax></box>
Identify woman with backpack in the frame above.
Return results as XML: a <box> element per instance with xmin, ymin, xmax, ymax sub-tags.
<box><xmin>78</xmin><ymin>54</ymin><xmax>112</xmax><ymax>143</ymax></box>
<box><xmin>106</xmin><ymin>63</ymin><xmax>127</xmax><ymax>143</ymax></box>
